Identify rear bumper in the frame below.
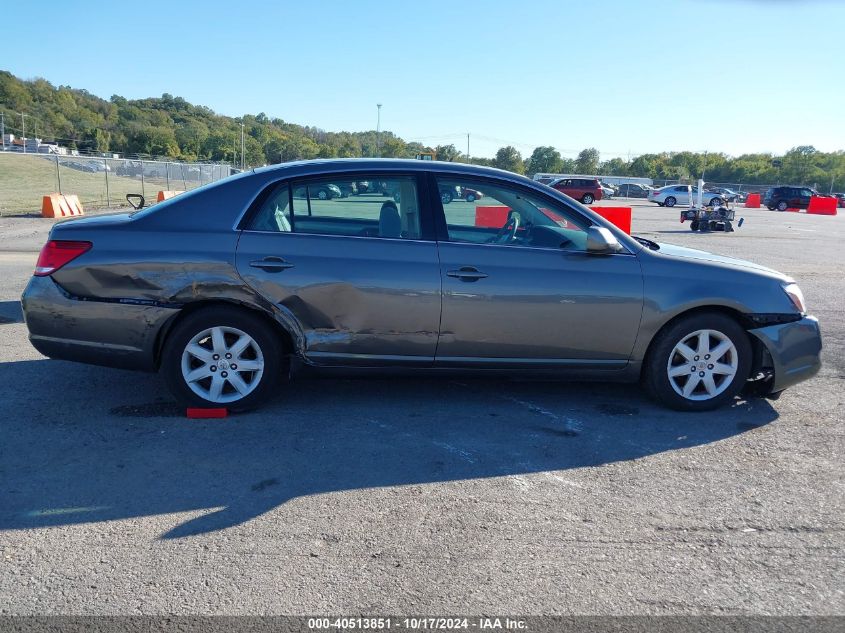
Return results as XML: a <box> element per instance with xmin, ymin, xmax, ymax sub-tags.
<box><xmin>749</xmin><ymin>315</ymin><xmax>822</xmax><ymax>393</ymax></box>
<box><xmin>21</xmin><ymin>275</ymin><xmax>179</xmax><ymax>371</ymax></box>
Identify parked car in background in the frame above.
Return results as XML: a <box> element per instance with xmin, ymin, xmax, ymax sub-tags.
<box><xmin>707</xmin><ymin>187</ymin><xmax>744</xmax><ymax>203</ymax></box>
<box><xmin>599</xmin><ymin>183</ymin><xmax>615</xmax><ymax>199</ymax></box>
<box><xmin>550</xmin><ymin>177</ymin><xmax>603</xmax><ymax>204</ymax></box>
<box><xmin>762</xmin><ymin>186</ymin><xmax>830</xmax><ymax>211</ymax></box>
<box><xmin>293</xmin><ymin>183</ymin><xmax>342</xmax><ymax>200</ymax></box>
<box><xmin>649</xmin><ymin>185</ymin><xmax>724</xmax><ymax>207</ymax></box>
<box><xmin>616</xmin><ymin>183</ymin><xmax>652</xmax><ymax>198</ymax></box>
<box><xmin>21</xmin><ymin>159</ymin><xmax>821</xmax><ymax>413</ymax></box>
<box><xmin>831</xmin><ymin>193</ymin><xmax>844</xmax><ymax>208</ymax></box>
<box><xmin>438</xmin><ymin>185</ymin><xmax>483</xmax><ymax>204</ymax></box>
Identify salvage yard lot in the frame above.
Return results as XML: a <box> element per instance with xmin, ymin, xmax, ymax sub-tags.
<box><xmin>0</xmin><ymin>201</ymin><xmax>842</xmax><ymax>614</ymax></box>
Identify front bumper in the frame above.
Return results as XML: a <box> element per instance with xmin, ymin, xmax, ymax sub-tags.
<box><xmin>21</xmin><ymin>275</ymin><xmax>179</xmax><ymax>372</ymax></box>
<box><xmin>749</xmin><ymin>315</ymin><xmax>822</xmax><ymax>393</ymax></box>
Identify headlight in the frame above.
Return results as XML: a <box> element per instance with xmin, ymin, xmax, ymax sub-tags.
<box><xmin>783</xmin><ymin>283</ymin><xmax>806</xmax><ymax>313</ymax></box>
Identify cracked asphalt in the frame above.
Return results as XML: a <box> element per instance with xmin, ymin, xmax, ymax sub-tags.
<box><xmin>0</xmin><ymin>203</ymin><xmax>842</xmax><ymax>615</ymax></box>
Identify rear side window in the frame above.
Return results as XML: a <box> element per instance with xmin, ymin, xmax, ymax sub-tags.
<box><xmin>248</xmin><ymin>184</ymin><xmax>292</xmax><ymax>232</ymax></box>
<box><xmin>291</xmin><ymin>176</ymin><xmax>422</xmax><ymax>239</ymax></box>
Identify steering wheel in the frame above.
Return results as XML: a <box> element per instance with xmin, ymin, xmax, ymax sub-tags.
<box><xmin>487</xmin><ymin>213</ymin><xmax>520</xmax><ymax>244</ymax></box>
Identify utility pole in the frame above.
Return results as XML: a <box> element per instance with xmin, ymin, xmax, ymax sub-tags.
<box><xmin>467</xmin><ymin>133</ymin><xmax>470</xmax><ymax>162</ymax></box>
<box><xmin>1</xmin><ymin>112</ymin><xmax>5</xmax><ymax>149</ymax></box>
<box><xmin>20</xmin><ymin>113</ymin><xmax>28</xmax><ymax>153</ymax></box>
<box><xmin>240</xmin><ymin>122</ymin><xmax>245</xmax><ymax>170</ymax></box>
<box><xmin>376</xmin><ymin>104</ymin><xmax>382</xmax><ymax>157</ymax></box>
<box><xmin>232</xmin><ymin>136</ymin><xmax>237</xmax><ymax>168</ymax></box>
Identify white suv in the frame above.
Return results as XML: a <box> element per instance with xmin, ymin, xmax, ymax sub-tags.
<box><xmin>649</xmin><ymin>185</ymin><xmax>723</xmax><ymax>207</ymax></box>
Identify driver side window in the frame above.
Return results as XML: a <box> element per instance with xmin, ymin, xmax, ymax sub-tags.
<box><xmin>435</xmin><ymin>176</ymin><xmax>588</xmax><ymax>251</ymax></box>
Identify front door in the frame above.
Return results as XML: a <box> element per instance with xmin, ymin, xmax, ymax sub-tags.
<box><xmin>236</xmin><ymin>173</ymin><xmax>441</xmax><ymax>365</ymax></box>
<box><xmin>431</xmin><ymin>174</ymin><xmax>644</xmax><ymax>368</ymax></box>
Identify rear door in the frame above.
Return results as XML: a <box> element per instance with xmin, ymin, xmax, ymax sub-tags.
<box><xmin>235</xmin><ymin>172</ymin><xmax>442</xmax><ymax>365</ymax></box>
<box><xmin>431</xmin><ymin>173</ymin><xmax>643</xmax><ymax>368</ymax></box>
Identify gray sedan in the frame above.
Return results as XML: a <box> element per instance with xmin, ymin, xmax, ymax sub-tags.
<box><xmin>21</xmin><ymin>159</ymin><xmax>821</xmax><ymax>412</ymax></box>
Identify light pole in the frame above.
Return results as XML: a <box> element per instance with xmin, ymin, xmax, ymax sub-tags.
<box><xmin>376</xmin><ymin>103</ymin><xmax>382</xmax><ymax>157</ymax></box>
<box><xmin>20</xmin><ymin>113</ymin><xmax>28</xmax><ymax>153</ymax></box>
<box><xmin>240</xmin><ymin>122</ymin><xmax>245</xmax><ymax>170</ymax></box>
<box><xmin>467</xmin><ymin>132</ymin><xmax>470</xmax><ymax>162</ymax></box>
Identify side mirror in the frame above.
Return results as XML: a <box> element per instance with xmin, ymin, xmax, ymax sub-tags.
<box><xmin>586</xmin><ymin>226</ymin><xmax>623</xmax><ymax>254</ymax></box>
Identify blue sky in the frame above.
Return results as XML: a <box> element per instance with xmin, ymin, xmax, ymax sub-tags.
<box><xmin>2</xmin><ymin>0</ymin><xmax>842</xmax><ymax>159</ymax></box>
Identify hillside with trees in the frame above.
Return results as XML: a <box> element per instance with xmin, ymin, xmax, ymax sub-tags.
<box><xmin>1</xmin><ymin>71</ymin><xmax>843</xmax><ymax>189</ymax></box>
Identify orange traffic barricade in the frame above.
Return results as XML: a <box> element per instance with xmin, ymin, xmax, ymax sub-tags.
<box><xmin>807</xmin><ymin>196</ymin><xmax>838</xmax><ymax>216</ymax></box>
<box><xmin>590</xmin><ymin>206</ymin><xmax>632</xmax><ymax>234</ymax></box>
<box><xmin>745</xmin><ymin>193</ymin><xmax>761</xmax><ymax>208</ymax></box>
<box><xmin>41</xmin><ymin>193</ymin><xmax>84</xmax><ymax>218</ymax></box>
<box><xmin>157</xmin><ymin>190</ymin><xmax>185</xmax><ymax>202</ymax></box>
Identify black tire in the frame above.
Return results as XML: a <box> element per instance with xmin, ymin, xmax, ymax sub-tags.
<box><xmin>581</xmin><ymin>193</ymin><xmax>595</xmax><ymax>204</ymax></box>
<box><xmin>643</xmin><ymin>312</ymin><xmax>752</xmax><ymax>411</ymax></box>
<box><xmin>776</xmin><ymin>201</ymin><xmax>788</xmax><ymax>211</ymax></box>
<box><xmin>466</xmin><ymin>193</ymin><xmax>476</xmax><ymax>202</ymax></box>
<box><xmin>317</xmin><ymin>189</ymin><xmax>329</xmax><ymax>201</ymax></box>
<box><xmin>690</xmin><ymin>220</ymin><xmax>699</xmax><ymax>231</ymax></box>
<box><xmin>440</xmin><ymin>191</ymin><xmax>453</xmax><ymax>204</ymax></box>
<box><xmin>161</xmin><ymin>306</ymin><xmax>285</xmax><ymax>412</ymax></box>
<box><xmin>665</xmin><ymin>196</ymin><xmax>676</xmax><ymax>207</ymax></box>
<box><xmin>767</xmin><ymin>205</ymin><xmax>775</xmax><ymax>211</ymax></box>
<box><xmin>709</xmin><ymin>197</ymin><xmax>723</xmax><ymax>207</ymax></box>
<box><xmin>657</xmin><ymin>202</ymin><xmax>665</xmax><ymax>207</ymax></box>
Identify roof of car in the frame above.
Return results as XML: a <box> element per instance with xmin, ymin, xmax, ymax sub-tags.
<box><xmin>252</xmin><ymin>158</ymin><xmax>530</xmax><ymax>182</ymax></box>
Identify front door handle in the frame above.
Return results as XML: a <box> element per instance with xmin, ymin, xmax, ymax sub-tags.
<box><xmin>447</xmin><ymin>266</ymin><xmax>488</xmax><ymax>281</ymax></box>
<box><xmin>249</xmin><ymin>256</ymin><xmax>295</xmax><ymax>272</ymax></box>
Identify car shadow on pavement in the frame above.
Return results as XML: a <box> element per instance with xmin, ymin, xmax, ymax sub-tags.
<box><xmin>0</xmin><ymin>359</ymin><xmax>779</xmax><ymax>540</ymax></box>
<box><xmin>0</xmin><ymin>300</ymin><xmax>23</xmax><ymax>324</ymax></box>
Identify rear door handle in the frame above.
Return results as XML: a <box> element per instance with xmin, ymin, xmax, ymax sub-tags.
<box><xmin>249</xmin><ymin>257</ymin><xmax>295</xmax><ymax>272</ymax></box>
<box><xmin>447</xmin><ymin>266</ymin><xmax>488</xmax><ymax>281</ymax></box>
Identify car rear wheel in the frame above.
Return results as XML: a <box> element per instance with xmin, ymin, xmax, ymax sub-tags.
<box><xmin>777</xmin><ymin>201</ymin><xmax>788</xmax><ymax>211</ymax></box>
<box><xmin>465</xmin><ymin>193</ymin><xmax>476</xmax><ymax>202</ymax></box>
<box><xmin>440</xmin><ymin>191</ymin><xmax>453</xmax><ymax>204</ymax></box>
<box><xmin>665</xmin><ymin>196</ymin><xmax>676</xmax><ymax>207</ymax></box>
<box><xmin>317</xmin><ymin>189</ymin><xmax>329</xmax><ymax>201</ymax></box>
<box><xmin>161</xmin><ymin>306</ymin><xmax>285</xmax><ymax>411</ymax></box>
<box><xmin>709</xmin><ymin>197</ymin><xmax>723</xmax><ymax>207</ymax></box>
<box><xmin>581</xmin><ymin>193</ymin><xmax>595</xmax><ymax>204</ymax></box>
<box><xmin>644</xmin><ymin>312</ymin><xmax>751</xmax><ymax>411</ymax></box>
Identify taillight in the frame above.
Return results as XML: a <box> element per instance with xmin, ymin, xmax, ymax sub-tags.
<box><xmin>34</xmin><ymin>240</ymin><xmax>92</xmax><ymax>276</ymax></box>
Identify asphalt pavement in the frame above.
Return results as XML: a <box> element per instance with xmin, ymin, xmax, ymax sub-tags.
<box><xmin>0</xmin><ymin>202</ymin><xmax>842</xmax><ymax>615</ymax></box>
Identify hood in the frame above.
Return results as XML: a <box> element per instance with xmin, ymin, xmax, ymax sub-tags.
<box><xmin>655</xmin><ymin>242</ymin><xmax>790</xmax><ymax>279</ymax></box>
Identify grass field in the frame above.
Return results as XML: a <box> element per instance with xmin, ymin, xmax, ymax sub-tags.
<box><xmin>0</xmin><ymin>153</ymin><xmax>222</xmax><ymax>216</ymax></box>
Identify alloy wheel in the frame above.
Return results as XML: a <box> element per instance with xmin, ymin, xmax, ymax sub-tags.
<box><xmin>181</xmin><ymin>326</ymin><xmax>265</xmax><ymax>404</ymax></box>
<box><xmin>667</xmin><ymin>329</ymin><xmax>738</xmax><ymax>401</ymax></box>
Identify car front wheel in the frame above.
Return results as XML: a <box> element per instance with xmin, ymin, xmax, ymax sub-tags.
<box><xmin>161</xmin><ymin>306</ymin><xmax>285</xmax><ymax>411</ymax></box>
<box><xmin>644</xmin><ymin>312</ymin><xmax>751</xmax><ymax>411</ymax></box>
<box><xmin>777</xmin><ymin>201</ymin><xmax>788</xmax><ymax>211</ymax></box>
<box><xmin>709</xmin><ymin>197</ymin><xmax>723</xmax><ymax>207</ymax></box>
<box><xmin>664</xmin><ymin>196</ymin><xmax>676</xmax><ymax>207</ymax></box>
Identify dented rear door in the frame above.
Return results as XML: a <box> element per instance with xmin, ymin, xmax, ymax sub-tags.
<box><xmin>235</xmin><ymin>176</ymin><xmax>441</xmax><ymax>366</ymax></box>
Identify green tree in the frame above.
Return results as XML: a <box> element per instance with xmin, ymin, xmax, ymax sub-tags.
<box><xmin>575</xmin><ymin>148</ymin><xmax>600</xmax><ymax>174</ymax></box>
<box><xmin>494</xmin><ymin>146</ymin><xmax>524</xmax><ymax>174</ymax></box>
<box><xmin>525</xmin><ymin>146</ymin><xmax>563</xmax><ymax>175</ymax></box>
<box><xmin>435</xmin><ymin>144</ymin><xmax>461</xmax><ymax>162</ymax></box>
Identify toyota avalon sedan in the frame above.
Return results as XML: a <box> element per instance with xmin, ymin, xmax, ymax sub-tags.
<box><xmin>21</xmin><ymin>159</ymin><xmax>822</xmax><ymax>412</ymax></box>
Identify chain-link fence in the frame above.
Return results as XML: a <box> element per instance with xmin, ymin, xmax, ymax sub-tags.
<box><xmin>0</xmin><ymin>150</ymin><xmax>234</xmax><ymax>215</ymax></box>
